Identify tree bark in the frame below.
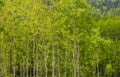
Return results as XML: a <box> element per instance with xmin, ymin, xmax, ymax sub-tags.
<box><xmin>73</xmin><ymin>21</ymin><xmax>77</xmax><ymax>77</ymax></box>
<box><xmin>65</xmin><ymin>40</ymin><xmax>67</xmax><ymax>77</ymax></box>
<box><xmin>42</xmin><ymin>25</ymin><xmax>48</xmax><ymax>77</ymax></box>
<box><xmin>52</xmin><ymin>39</ymin><xmax>55</xmax><ymax>77</ymax></box>
<box><xmin>26</xmin><ymin>56</ymin><xmax>28</xmax><ymax>77</ymax></box>
<box><xmin>58</xmin><ymin>51</ymin><xmax>60</xmax><ymax>77</ymax></box>
<box><xmin>77</xmin><ymin>44</ymin><xmax>80</xmax><ymax>77</ymax></box>
<box><xmin>97</xmin><ymin>53</ymin><xmax>99</xmax><ymax>77</ymax></box>
<box><xmin>57</xmin><ymin>35</ymin><xmax>60</xmax><ymax>77</ymax></box>
<box><xmin>9</xmin><ymin>48</ymin><xmax>12</xmax><ymax>77</ymax></box>
<box><xmin>35</xmin><ymin>38</ymin><xmax>38</xmax><ymax>77</ymax></box>
<box><xmin>20</xmin><ymin>61</ymin><xmax>22</xmax><ymax>77</ymax></box>
<box><xmin>73</xmin><ymin>40</ymin><xmax>77</xmax><ymax>77</ymax></box>
<box><xmin>13</xmin><ymin>47</ymin><xmax>16</xmax><ymax>77</ymax></box>
<box><xmin>50</xmin><ymin>0</ymin><xmax>55</xmax><ymax>77</ymax></box>
<box><xmin>65</xmin><ymin>51</ymin><xmax>67</xmax><ymax>77</ymax></box>
<box><xmin>23</xmin><ymin>59</ymin><xmax>25</xmax><ymax>77</ymax></box>
<box><xmin>33</xmin><ymin>40</ymin><xmax>36</xmax><ymax>77</ymax></box>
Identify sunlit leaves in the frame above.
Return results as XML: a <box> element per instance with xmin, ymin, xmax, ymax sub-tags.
<box><xmin>0</xmin><ymin>0</ymin><xmax>120</xmax><ymax>77</ymax></box>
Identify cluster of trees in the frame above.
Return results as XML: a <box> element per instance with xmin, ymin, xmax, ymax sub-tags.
<box><xmin>0</xmin><ymin>0</ymin><xmax>120</xmax><ymax>77</ymax></box>
<box><xmin>87</xmin><ymin>0</ymin><xmax>120</xmax><ymax>15</ymax></box>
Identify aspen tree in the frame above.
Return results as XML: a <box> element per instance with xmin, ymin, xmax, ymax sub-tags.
<box><xmin>57</xmin><ymin>35</ymin><xmax>60</xmax><ymax>77</ymax></box>
<box><xmin>26</xmin><ymin>42</ymin><xmax>29</xmax><ymax>77</ymax></box>
<box><xmin>72</xmin><ymin>21</ymin><xmax>77</xmax><ymax>77</ymax></box>
<box><xmin>33</xmin><ymin>39</ymin><xmax>36</xmax><ymax>77</ymax></box>
<box><xmin>42</xmin><ymin>20</ymin><xmax>48</xmax><ymax>77</ymax></box>
<box><xmin>77</xmin><ymin>43</ymin><xmax>80</xmax><ymax>77</ymax></box>
<box><xmin>40</xmin><ymin>0</ymin><xmax>48</xmax><ymax>77</ymax></box>
<box><xmin>65</xmin><ymin>40</ymin><xmax>67</xmax><ymax>77</ymax></box>
<box><xmin>50</xmin><ymin>0</ymin><xmax>55</xmax><ymax>77</ymax></box>
<box><xmin>13</xmin><ymin>18</ymin><xmax>16</xmax><ymax>77</ymax></box>
<box><xmin>35</xmin><ymin>37</ymin><xmax>38</xmax><ymax>77</ymax></box>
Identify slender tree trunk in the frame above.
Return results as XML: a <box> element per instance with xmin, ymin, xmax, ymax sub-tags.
<box><xmin>0</xmin><ymin>63</ymin><xmax>2</xmax><ymax>77</ymax></box>
<box><xmin>42</xmin><ymin>24</ymin><xmax>47</xmax><ymax>77</ymax></box>
<box><xmin>9</xmin><ymin>49</ymin><xmax>12</xmax><ymax>77</ymax></box>
<box><xmin>26</xmin><ymin>56</ymin><xmax>28</xmax><ymax>77</ymax></box>
<box><xmin>39</xmin><ymin>1</ymin><xmax>44</xmax><ymax>77</ymax></box>
<box><xmin>0</xmin><ymin>40</ymin><xmax>2</xmax><ymax>77</ymax></box>
<box><xmin>13</xmin><ymin>16</ymin><xmax>16</xmax><ymax>77</ymax></box>
<box><xmin>40</xmin><ymin>60</ymin><xmax>43</xmax><ymax>77</ymax></box>
<box><xmin>13</xmin><ymin>47</ymin><xmax>16</xmax><ymax>77</ymax></box>
<box><xmin>33</xmin><ymin>53</ymin><xmax>36</xmax><ymax>77</ymax></box>
<box><xmin>0</xmin><ymin>51</ymin><xmax>1</xmax><ymax>77</ymax></box>
<box><xmin>52</xmin><ymin>39</ymin><xmax>55</xmax><ymax>77</ymax></box>
<box><xmin>92</xmin><ymin>66</ymin><xmax>96</xmax><ymax>77</ymax></box>
<box><xmin>35</xmin><ymin>39</ymin><xmax>38</xmax><ymax>77</ymax></box>
<box><xmin>77</xmin><ymin>44</ymin><xmax>80</xmax><ymax>77</ymax></box>
<box><xmin>30</xmin><ymin>67</ymin><xmax>32</xmax><ymax>77</ymax></box>
<box><xmin>57</xmin><ymin>35</ymin><xmax>60</xmax><ymax>77</ymax></box>
<box><xmin>32</xmin><ymin>6</ymin><xmax>39</xmax><ymax>77</ymax></box>
<box><xmin>73</xmin><ymin>22</ymin><xmax>77</xmax><ymax>77</ymax></box>
<box><xmin>33</xmin><ymin>38</ymin><xmax>36</xmax><ymax>77</ymax></box>
<box><xmin>97</xmin><ymin>54</ymin><xmax>99</xmax><ymax>77</ymax></box>
<box><xmin>65</xmin><ymin>51</ymin><xmax>67</xmax><ymax>77</ymax></box>
<box><xmin>20</xmin><ymin>61</ymin><xmax>22</xmax><ymax>77</ymax></box>
<box><xmin>73</xmin><ymin>40</ymin><xmax>77</xmax><ymax>77</ymax></box>
<box><xmin>65</xmin><ymin>41</ymin><xmax>67</xmax><ymax>77</ymax></box>
<box><xmin>97</xmin><ymin>63</ymin><xmax>99</xmax><ymax>77</ymax></box>
<box><xmin>50</xmin><ymin>0</ymin><xmax>55</xmax><ymax>77</ymax></box>
<box><xmin>26</xmin><ymin>41</ymin><xmax>29</xmax><ymax>77</ymax></box>
<box><xmin>23</xmin><ymin>60</ymin><xmax>25</xmax><ymax>77</ymax></box>
<box><xmin>58</xmin><ymin>52</ymin><xmax>60</xmax><ymax>77</ymax></box>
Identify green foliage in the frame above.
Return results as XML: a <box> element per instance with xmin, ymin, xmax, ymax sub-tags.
<box><xmin>95</xmin><ymin>16</ymin><xmax>120</xmax><ymax>40</ymax></box>
<box><xmin>106</xmin><ymin>64</ymin><xmax>114</xmax><ymax>76</ymax></box>
<box><xmin>0</xmin><ymin>0</ymin><xmax>4</xmax><ymax>6</ymax></box>
<box><xmin>87</xmin><ymin>0</ymin><xmax>120</xmax><ymax>16</ymax></box>
<box><xmin>0</xmin><ymin>0</ymin><xmax>120</xmax><ymax>77</ymax></box>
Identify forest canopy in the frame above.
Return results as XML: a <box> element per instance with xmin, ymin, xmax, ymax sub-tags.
<box><xmin>0</xmin><ymin>0</ymin><xmax>120</xmax><ymax>77</ymax></box>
